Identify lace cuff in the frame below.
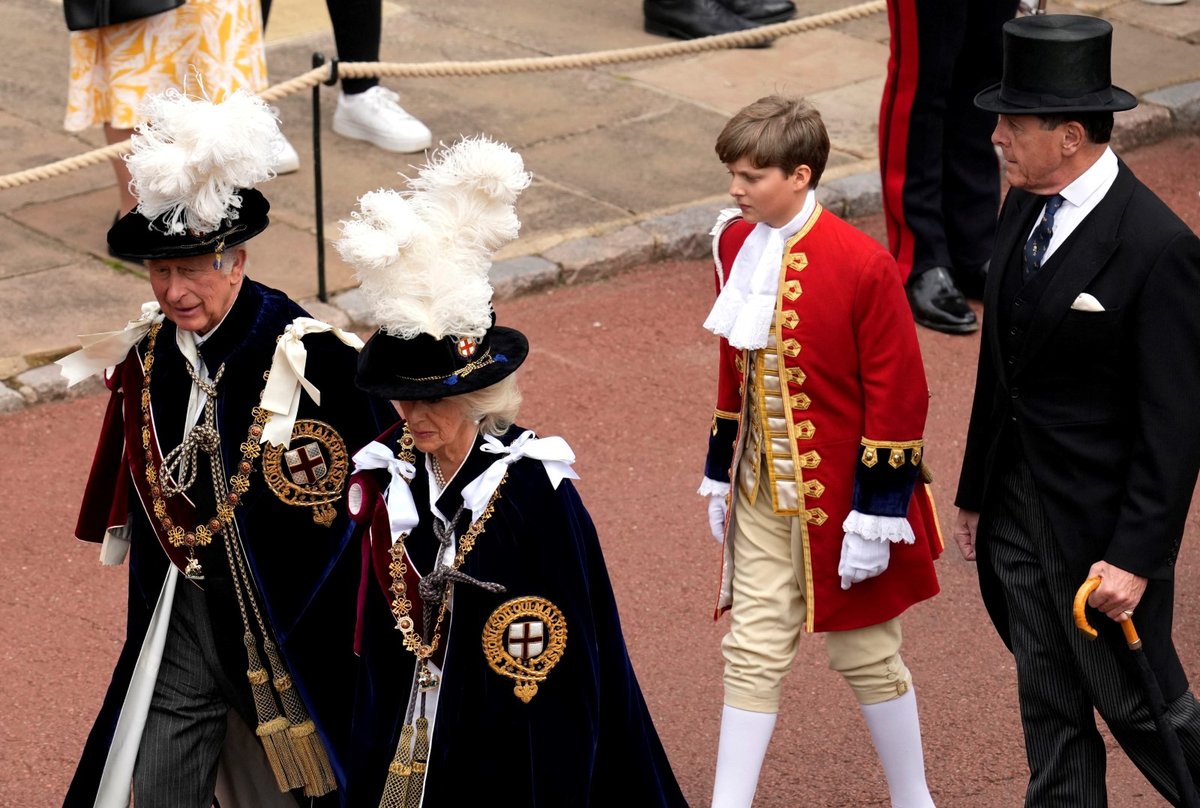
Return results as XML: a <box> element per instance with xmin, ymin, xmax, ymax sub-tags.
<box><xmin>698</xmin><ymin>477</ymin><xmax>731</xmax><ymax>497</ymax></box>
<box><xmin>842</xmin><ymin>509</ymin><xmax>915</xmax><ymax>544</ymax></box>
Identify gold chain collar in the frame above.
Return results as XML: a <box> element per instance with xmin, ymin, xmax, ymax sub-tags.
<box><xmin>140</xmin><ymin>322</ymin><xmax>272</xmax><ymax>578</ymax></box>
<box><xmin>386</xmin><ymin>424</ymin><xmax>504</xmax><ymax>661</ymax></box>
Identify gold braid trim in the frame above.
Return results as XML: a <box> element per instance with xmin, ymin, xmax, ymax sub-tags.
<box><xmin>859</xmin><ymin>438</ymin><xmax>925</xmax><ymax>469</ymax></box>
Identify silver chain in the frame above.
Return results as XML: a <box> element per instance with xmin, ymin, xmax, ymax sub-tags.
<box><xmin>159</xmin><ymin>359</ymin><xmax>227</xmax><ymax>499</ymax></box>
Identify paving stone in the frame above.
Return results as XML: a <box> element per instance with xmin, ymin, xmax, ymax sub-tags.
<box><xmin>542</xmin><ymin>225</ymin><xmax>657</xmax><ymax>286</ymax></box>
<box><xmin>300</xmin><ymin>299</ymin><xmax>352</xmax><ymax>330</ymax></box>
<box><xmin>329</xmin><ymin>287</ymin><xmax>378</xmax><ymax>328</ymax></box>
<box><xmin>1145</xmin><ymin>81</ymin><xmax>1200</xmax><ymax>130</ymax></box>
<box><xmin>1112</xmin><ymin>103</ymin><xmax>1174</xmax><ymax>151</ymax></box>
<box><xmin>640</xmin><ymin>203</ymin><xmax>729</xmax><ymax>262</ymax></box>
<box><xmin>14</xmin><ymin>363</ymin><xmax>105</xmax><ymax>404</ymax></box>
<box><xmin>820</xmin><ymin>172</ymin><xmax>882</xmax><ymax>220</ymax></box>
<box><xmin>492</xmin><ymin>256</ymin><xmax>561</xmax><ymax>300</ymax></box>
<box><xmin>0</xmin><ymin>383</ymin><xmax>26</xmax><ymax>414</ymax></box>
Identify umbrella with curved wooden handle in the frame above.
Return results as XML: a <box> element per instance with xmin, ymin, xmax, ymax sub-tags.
<box><xmin>1074</xmin><ymin>576</ymin><xmax>1200</xmax><ymax>807</ymax></box>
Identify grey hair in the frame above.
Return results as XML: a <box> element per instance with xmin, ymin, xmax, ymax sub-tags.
<box><xmin>454</xmin><ymin>373</ymin><xmax>522</xmax><ymax>437</ymax></box>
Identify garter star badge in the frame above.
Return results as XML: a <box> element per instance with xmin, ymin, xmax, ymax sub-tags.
<box><xmin>482</xmin><ymin>596</ymin><xmax>567</xmax><ymax>703</ymax></box>
<box><xmin>456</xmin><ymin>337</ymin><xmax>477</xmax><ymax>359</ymax></box>
<box><xmin>261</xmin><ymin>419</ymin><xmax>349</xmax><ymax>526</ymax></box>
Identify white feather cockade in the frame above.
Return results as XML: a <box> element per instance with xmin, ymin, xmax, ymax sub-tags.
<box><xmin>335</xmin><ymin>136</ymin><xmax>532</xmax><ymax>340</ymax></box>
<box><xmin>126</xmin><ymin>89</ymin><xmax>283</xmax><ymax>236</ymax></box>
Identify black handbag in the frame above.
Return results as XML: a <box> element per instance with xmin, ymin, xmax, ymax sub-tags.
<box><xmin>64</xmin><ymin>0</ymin><xmax>186</xmax><ymax>31</ymax></box>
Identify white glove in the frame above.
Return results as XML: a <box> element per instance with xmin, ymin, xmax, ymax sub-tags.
<box><xmin>838</xmin><ymin>532</ymin><xmax>890</xmax><ymax>590</ymax></box>
<box><xmin>707</xmin><ymin>495</ymin><xmax>727</xmax><ymax>544</ymax></box>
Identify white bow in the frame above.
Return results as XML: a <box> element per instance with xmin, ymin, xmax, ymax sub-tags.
<box><xmin>460</xmin><ymin>430</ymin><xmax>579</xmax><ymax>523</ymax></box>
<box><xmin>352</xmin><ymin>441</ymin><xmax>419</xmax><ymax>545</ymax></box>
<box><xmin>261</xmin><ymin>317</ymin><xmax>365</xmax><ymax>446</ymax></box>
<box><xmin>55</xmin><ymin>302</ymin><xmax>163</xmax><ymax>387</ymax></box>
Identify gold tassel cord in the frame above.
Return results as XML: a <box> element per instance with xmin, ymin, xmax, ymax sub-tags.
<box><xmin>266</xmin><ymin>659</ymin><xmax>337</xmax><ymax>797</ymax></box>
<box><xmin>403</xmin><ymin>716</ymin><xmax>430</xmax><ymax>808</ymax></box>
<box><xmin>380</xmin><ymin>723</ymin><xmax>416</xmax><ymax>808</ymax></box>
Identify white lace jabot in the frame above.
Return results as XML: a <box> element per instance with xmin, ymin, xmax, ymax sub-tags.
<box><xmin>703</xmin><ymin>191</ymin><xmax>816</xmax><ymax>350</ymax></box>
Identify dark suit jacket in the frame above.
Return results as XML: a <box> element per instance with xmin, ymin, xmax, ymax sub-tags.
<box><xmin>956</xmin><ymin>159</ymin><xmax>1200</xmax><ymax>698</ymax></box>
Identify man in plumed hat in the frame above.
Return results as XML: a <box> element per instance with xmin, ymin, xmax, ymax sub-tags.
<box><xmin>58</xmin><ymin>89</ymin><xmax>391</xmax><ymax>807</ymax></box>
<box><xmin>953</xmin><ymin>14</ymin><xmax>1200</xmax><ymax>804</ymax></box>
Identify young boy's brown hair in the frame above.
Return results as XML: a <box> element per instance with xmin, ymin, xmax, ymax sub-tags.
<box><xmin>714</xmin><ymin>95</ymin><xmax>830</xmax><ymax>187</ymax></box>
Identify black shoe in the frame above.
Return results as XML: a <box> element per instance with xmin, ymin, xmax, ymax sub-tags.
<box><xmin>716</xmin><ymin>0</ymin><xmax>795</xmax><ymax>23</ymax></box>
<box><xmin>907</xmin><ymin>266</ymin><xmax>978</xmax><ymax>335</ymax></box>
<box><xmin>954</xmin><ymin>259</ymin><xmax>989</xmax><ymax>302</ymax></box>
<box><xmin>644</xmin><ymin>0</ymin><xmax>768</xmax><ymax>42</ymax></box>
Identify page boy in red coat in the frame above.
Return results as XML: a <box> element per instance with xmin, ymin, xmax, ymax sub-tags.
<box><xmin>699</xmin><ymin>95</ymin><xmax>943</xmax><ymax>807</ymax></box>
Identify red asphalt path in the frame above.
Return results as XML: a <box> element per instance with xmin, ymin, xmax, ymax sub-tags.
<box><xmin>2</xmin><ymin>136</ymin><xmax>1198</xmax><ymax>807</ymax></box>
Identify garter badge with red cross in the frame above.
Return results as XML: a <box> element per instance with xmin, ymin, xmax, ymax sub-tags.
<box><xmin>482</xmin><ymin>596</ymin><xmax>567</xmax><ymax>703</ymax></box>
<box><xmin>284</xmin><ymin>441</ymin><xmax>328</xmax><ymax>484</ymax></box>
<box><xmin>261</xmin><ymin>419</ymin><xmax>349</xmax><ymax>527</ymax></box>
<box><xmin>456</xmin><ymin>337</ymin><xmax>477</xmax><ymax>359</ymax></box>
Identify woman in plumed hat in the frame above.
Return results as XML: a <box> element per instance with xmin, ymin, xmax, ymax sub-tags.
<box><xmin>337</xmin><ymin>138</ymin><xmax>689</xmax><ymax>808</ymax></box>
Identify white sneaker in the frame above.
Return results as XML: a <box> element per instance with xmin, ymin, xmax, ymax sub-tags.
<box><xmin>333</xmin><ymin>86</ymin><xmax>432</xmax><ymax>153</ymax></box>
<box><xmin>275</xmin><ymin>133</ymin><xmax>301</xmax><ymax>175</ymax></box>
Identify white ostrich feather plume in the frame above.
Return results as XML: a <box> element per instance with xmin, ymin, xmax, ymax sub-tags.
<box><xmin>126</xmin><ymin>89</ymin><xmax>282</xmax><ymax>236</ymax></box>
<box><xmin>336</xmin><ymin>136</ymin><xmax>531</xmax><ymax>340</ymax></box>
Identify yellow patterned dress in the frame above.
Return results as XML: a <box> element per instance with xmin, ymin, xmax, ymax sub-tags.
<box><xmin>64</xmin><ymin>0</ymin><xmax>267</xmax><ymax>132</ymax></box>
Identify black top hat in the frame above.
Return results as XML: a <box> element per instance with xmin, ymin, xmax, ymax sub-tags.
<box><xmin>356</xmin><ymin>315</ymin><xmax>528</xmax><ymax>401</ymax></box>
<box><xmin>107</xmin><ymin>187</ymin><xmax>270</xmax><ymax>260</ymax></box>
<box><xmin>975</xmin><ymin>15</ymin><xmax>1136</xmax><ymax>115</ymax></box>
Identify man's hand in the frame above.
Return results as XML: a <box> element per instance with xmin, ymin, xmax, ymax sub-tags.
<box><xmin>707</xmin><ymin>495</ymin><xmax>727</xmax><ymax>544</ymax></box>
<box><xmin>1086</xmin><ymin>561</ymin><xmax>1148</xmax><ymax>622</ymax></box>
<box><xmin>954</xmin><ymin>509</ymin><xmax>980</xmax><ymax>561</ymax></box>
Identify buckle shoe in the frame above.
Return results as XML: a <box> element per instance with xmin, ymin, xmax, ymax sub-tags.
<box><xmin>333</xmin><ymin>86</ymin><xmax>433</xmax><ymax>154</ymax></box>
<box><xmin>907</xmin><ymin>266</ymin><xmax>979</xmax><ymax>335</ymax></box>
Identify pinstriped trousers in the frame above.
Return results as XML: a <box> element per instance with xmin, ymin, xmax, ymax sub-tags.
<box><xmin>132</xmin><ymin>578</ymin><xmax>264</xmax><ymax>808</ymax></box>
<box><xmin>986</xmin><ymin>462</ymin><xmax>1200</xmax><ymax>807</ymax></box>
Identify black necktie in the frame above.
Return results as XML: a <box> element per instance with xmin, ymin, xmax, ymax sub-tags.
<box><xmin>1023</xmin><ymin>194</ymin><xmax>1065</xmax><ymax>281</ymax></box>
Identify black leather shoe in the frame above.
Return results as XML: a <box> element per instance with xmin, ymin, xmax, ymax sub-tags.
<box><xmin>907</xmin><ymin>267</ymin><xmax>978</xmax><ymax>334</ymax></box>
<box><xmin>644</xmin><ymin>0</ymin><xmax>767</xmax><ymax>42</ymax></box>
<box><xmin>716</xmin><ymin>0</ymin><xmax>795</xmax><ymax>23</ymax></box>
<box><xmin>955</xmin><ymin>259</ymin><xmax>989</xmax><ymax>301</ymax></box>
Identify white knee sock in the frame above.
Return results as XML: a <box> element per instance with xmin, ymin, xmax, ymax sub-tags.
<box><xmin>859</xmin><ymin>688</ymin><xmax>936</xmax><ymax>807</ymax></box>
<box><xmin>711</xmin><ymin>704</ymin><xmax>777</xmax><ymax>808</ymax></box>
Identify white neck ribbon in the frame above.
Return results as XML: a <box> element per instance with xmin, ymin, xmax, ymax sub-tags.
<box><xmin>352</xmin><ymin>440</ymin><xmax>419</xmax><ymax>545</ymax></box>
<box><xmin>460</xmin><ymin>430</ymin><xmax>579</xmax><ymax>523</ymax></box>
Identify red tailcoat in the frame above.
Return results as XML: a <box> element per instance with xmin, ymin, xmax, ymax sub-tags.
<box><xmin>706</xmin><ymin>207</ymin><xmax>942</xmax><ymax>632</ymax></box>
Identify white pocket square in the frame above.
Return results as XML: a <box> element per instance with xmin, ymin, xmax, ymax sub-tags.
<box><xmin>1071</xmin><ymin>293</ymin><xmax>1105</xmax><ymax>312</ymax></box>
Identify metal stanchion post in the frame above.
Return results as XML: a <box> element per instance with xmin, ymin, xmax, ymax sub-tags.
<box><xmin>311</xmin><ymin>52</ymin><xmax>340</xmax><ymax>303</ymax></box>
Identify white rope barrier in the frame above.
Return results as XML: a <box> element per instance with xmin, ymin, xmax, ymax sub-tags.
<box><xmin>0</xmin><ymin>0</ymin><xmax>884</xmax><ymax>191</ymax></box>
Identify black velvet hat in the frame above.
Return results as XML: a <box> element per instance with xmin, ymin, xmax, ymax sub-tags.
<box><xmin>106</xmin><ymin>89</ymin><xmax>283</xmax><ymax>261</ymax></box>
<box><xmin>107</xmin><ymin>188</ymin><xmax>270</xmax><ymax>260</ymax></box>
<box><xmin>356</xmin><ymin>317</ymin><xmax>528</xmax><ymax>401</ymax></box>
<box><xmin>337</xmin><ymin>137</ymin><xmax>533</xmax><ymax>402</ymax></box>
<box><xmin>975</xmin><ymin>15</ymin><xmax>1136</xmax><ymax>115</ymax></box>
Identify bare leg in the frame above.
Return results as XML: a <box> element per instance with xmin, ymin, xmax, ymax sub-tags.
<box><xmin>104</xmin><ymin>124</ymin><xmax>137</xmax><ymax>216</ymax></box>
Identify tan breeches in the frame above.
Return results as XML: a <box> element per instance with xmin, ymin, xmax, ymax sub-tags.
<box><xmin>721</xmin><ymin>470</ymin><xmax>912</xmax><ymax>712</ymax></box>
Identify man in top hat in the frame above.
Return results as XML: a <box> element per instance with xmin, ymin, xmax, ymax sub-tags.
<box><xmin>953</xmin><ymin>14</ymin><xmax>1200</xmax><ymax>804</ymax></box>
<box><xmin>58</xmin><ymin>89</ymin><xmax>391</xmax><ymax>807</ymax></box>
